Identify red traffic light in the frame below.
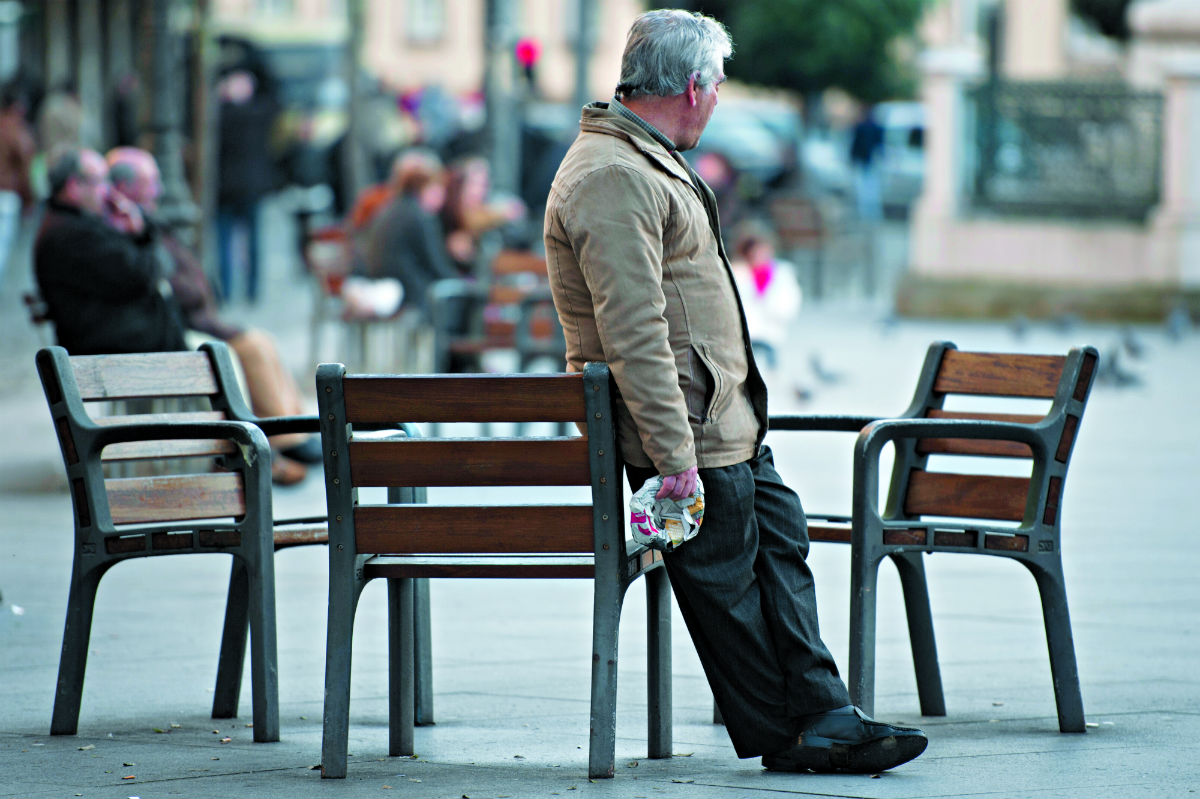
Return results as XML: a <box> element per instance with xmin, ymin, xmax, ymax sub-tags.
<box><xmin>515</xmin><ymin>37</ymin><xmax>542</xmax><ymax>68</ymax></box>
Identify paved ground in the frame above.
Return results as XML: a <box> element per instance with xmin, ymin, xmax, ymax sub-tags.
<box><xmin>2</xmin><ymin>208</ymin><xmax>1199</xmax><ymax>797</ymax></box>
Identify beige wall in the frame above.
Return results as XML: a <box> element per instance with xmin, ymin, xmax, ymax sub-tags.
<box><xmin>1002</xmin><ymin>0</ymin><xmax>1069</xmax><ymax>78</ymax></box>
<box><xmin>212</xmin><ymin>0</ymin><xmax>642</xmax><ymax>103</ymax></box>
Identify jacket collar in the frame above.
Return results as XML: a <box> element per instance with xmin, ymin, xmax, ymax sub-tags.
<box><xmin>579</xmin><ymin>101</ymin><xmax>696</xmax><ymax>188</ymax></box>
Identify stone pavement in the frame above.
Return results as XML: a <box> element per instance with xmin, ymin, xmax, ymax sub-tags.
<box><xmin>2</xmin><ymin>210</ymin><xmax>1199</xmax><ymax>797</ymax></box>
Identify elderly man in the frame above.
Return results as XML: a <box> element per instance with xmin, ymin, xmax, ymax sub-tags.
<box><xmin>104</xmin><ymin>146</ymin><xmax>323</xmax><ymax>481</ymax></box>
<box><xmin>544</xmin><ymin>10</ymin><xmax>927</xmax><ymax>774</ymax></box>
<box><xmin>34</xmin><ymin>147</ymin><xmax>187</xmax><ymax>356</ymax></box>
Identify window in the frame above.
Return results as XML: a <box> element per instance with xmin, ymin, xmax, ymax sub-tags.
<box><xmin>406</xmin><ymin>0</ymin><xmax>446</xmax><ymax>45</ymax></box>
<box><xmin>257</xmin><ymin>0</ymin><xmax>295</xmax><ymax>15</ymax></box>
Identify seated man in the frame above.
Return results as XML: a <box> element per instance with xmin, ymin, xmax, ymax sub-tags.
<box><xmin>105</xmin><ymin>146</ymin><xmax>321</xmax><ymax>484</ymax></box>
<box><xmin>34</xmin><ymin>146</ymin><xmax>187</xmax><ymax>356</ymax></box>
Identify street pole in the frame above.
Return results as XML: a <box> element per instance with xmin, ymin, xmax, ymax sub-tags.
<box><xmin>192</xmin><ymin>0</ymin><xmax>218</xmax><ymax>273</ymax></box>
<box><xmin>572</xmin><ymin>0</ymin><xmax>597</xmax><ymax>113</ymax></box>
<box><xmin>43</xmin><ymin>0</ymin><xmax>71</xmax><ymax>97</ymax></box>
<box><xmin>342</xmin><ymin>0</ymin><xmax>369</xmax><ymax>203</ymax></box>
<box><xmin>146</xmin><ymin>0</ymin><xmax>197</xmax><ymax>244</ymax></box>
<box><xmin>485</xmin><ymin>0</ymin><xmax>521</xmax><ymax>196</ymax></box>
<box><xmin>76</xmin><ymin>0</ymin><xmax>103</xmax><ymax>147</ymax></box>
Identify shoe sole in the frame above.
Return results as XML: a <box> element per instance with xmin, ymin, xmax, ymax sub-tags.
<box><xmin>763</xmin><ymin>732</ymin><xmax>928</xmax><ymax>774</ymax></box>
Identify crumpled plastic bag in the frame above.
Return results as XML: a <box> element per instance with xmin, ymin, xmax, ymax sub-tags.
<box><xmin>341</xmin><ymin>276</ymin><xmax>404</xmax><ymax>320</ymax></box>
<box><xmin>629</xmin><ymin>475</ymin><xmax>705</xmax><ymax>552</ymax></box>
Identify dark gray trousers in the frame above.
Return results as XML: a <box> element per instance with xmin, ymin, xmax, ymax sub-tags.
<box><xmin>627</xmin><ymin>445</ymin><xmax>850</xmax><ymax>758</ymax></box>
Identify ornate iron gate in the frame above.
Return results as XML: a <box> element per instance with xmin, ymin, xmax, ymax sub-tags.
<box><xmin>969</xmin><ymin>80</ymin><xmax>1163</xmax><ymax>221</ymax></box>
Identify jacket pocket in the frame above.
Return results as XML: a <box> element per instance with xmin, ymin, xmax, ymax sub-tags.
<box><xmin>689</xmin><ymin>343</ymin><xmax>725</xmax><ymax>424</ymax></box>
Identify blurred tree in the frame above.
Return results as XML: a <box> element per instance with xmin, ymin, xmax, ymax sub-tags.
<box><xmin>679</xmin><ymin>0</ymin><xmax>928</xmax><ymax>108</ymax></box>
<box><xmin>1071</xmin><ymin>0</ymin><xmax>1133</xmax><ymax>41</ymax></box>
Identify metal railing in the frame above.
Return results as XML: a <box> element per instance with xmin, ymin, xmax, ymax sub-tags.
<box><xmin>968</xmin><ymin>80</ymin><xmax>1163</xmax><ymax>221</ymax></box>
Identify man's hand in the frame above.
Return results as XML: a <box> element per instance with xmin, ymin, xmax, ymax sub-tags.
<box><xmin>104</xmin><ymin>188</ymin><xmax>145</xmax><ymax>235</ymax></box>
<box><xmin>657</xmin><ymin>465</ymin><xmax>698</xmax><ymax>501</ymax></box>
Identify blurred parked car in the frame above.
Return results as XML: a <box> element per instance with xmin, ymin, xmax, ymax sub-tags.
<box><xmin>687</xmin><ymin>100</ymin><xmax>798</xmax><ymax>190</ymax></box>
<box><xmin>873</xmin><ymin>101</ymin><xmax>926</xmax><ymax>216</ymax></box>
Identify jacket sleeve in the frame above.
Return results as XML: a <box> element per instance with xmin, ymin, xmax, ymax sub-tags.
<box><xmin>561</xmin><ymin>165</ymin><xmax>695</xmax><ymax>475</ymax></box>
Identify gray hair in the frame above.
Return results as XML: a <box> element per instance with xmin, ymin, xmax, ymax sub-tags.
<box><xmin>46</xmin><ymin>146</ymin><xmax>83</xmax><ymax>197</ymax></box>
<box><xmin>617</xmin><ymin>9</ymin><xmax>732</xmax><ymax>99</ymax></box>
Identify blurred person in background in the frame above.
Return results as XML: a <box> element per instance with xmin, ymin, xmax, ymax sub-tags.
<box><xmin>360</xmin><ymin>148</ymin><xmax>457</xmax><ymax>319</ymax></box>
<box><xmin>730</xmin><ymin>227</ymin><xmax>801</xmax><ymax>372</ymax></box>
<box><xmin>34</xmin><ymin>147</ymin><xmax>187</xmax><ymax>356</ymax></box>
<box><xmin>106</xmin><ymin>147</ymin><xmax>320</xmax><ymax>484</ymax></box>
<box><xmin>729</xmin><ymin>226</ymin><xmax>809</xmax><ymax>400</ymax></box>
<box><xmin>544</xmin><ymin>8</ymin><xmax>926</xmax><ymax>775</ymax></box>
<box><xmin>848</xmin><ymin>104</ymin><xmax>883</xmax><ymax>221</ymax></box>
<box><xmin>216</xmin><ymin>69</ymin><xmax>278</xmax><ymax>304</ymax></box>
<box><xmin>0</xmin><ymin>80</ymin><xmax>36</xmax><ymax>288</ymax></box>
<box><xmin>440</xmin><ymin>155</ymin><xmax>526</xmax><ymax>276</ymax></box>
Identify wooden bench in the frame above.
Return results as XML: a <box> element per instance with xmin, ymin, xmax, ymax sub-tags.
<box><xmin>428</xmin><ymin>249</ymin><xmax>565</xmax><ymax>374</ymax></box>
<box><xmin>36</xmin><ymin>342</ymin><xmax>328</xmax><ymax>742</ymax></box>
<box><xmin>303</xmin><ymin>223</ymin><xmax>431</xmax><ymax>374</ymax></box>
<box><xmin>316</xmin><ymin>363</ymin><xmax>671</xmax><ymax>779</ymax></box>
<box><xmin>750</xmin><ymin>341</ymin><xmax>1098</xmax><ymax>732</ymax></box>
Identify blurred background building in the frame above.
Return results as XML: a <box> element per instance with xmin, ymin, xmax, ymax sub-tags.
<box><xmin>4</xmin><ymin>0</ymin><xmax>1199</xmax><ymax>321</ymax></box>
<box><xmin>906</xmin><ymin>0</ymin><xmax>1200</xmax><ymax>319</ymax></box>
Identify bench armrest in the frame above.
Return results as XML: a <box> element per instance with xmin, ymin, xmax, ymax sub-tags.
<box><xmin>851</xmin><ymin>417</ymin><xmax>1052</xmax><ymax>530</ymax></box>
<box><xmin>89</xmin><ymin>419</ymin><xmax>271</xmax><ymax>467</ymax></box>
<box><xmin>768</xmin><ymin>414</ymin><xmax>880</xmax><ymax>433</ymax></box>
<box><xmin>252</xmin><ymin>414</ymin><xmax>321</xmax><ymax>437</ymax></box>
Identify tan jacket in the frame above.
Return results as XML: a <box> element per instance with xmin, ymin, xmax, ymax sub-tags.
<box><xmin>544</xmin><ymin>102</ymin><xmax>768</xmax><ymax>473</ymax></box>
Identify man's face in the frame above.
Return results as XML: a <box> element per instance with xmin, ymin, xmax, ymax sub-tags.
<box><xmin>68</xmin><ymin>150</ymin><xmax>110</xmax><ymax>217</ymax></box>
<box><xmin>125</xmin><ymin>158</ymin><xmax>162</xmax><ymax>210</ymax></box>
<box><xmin>676</xmin><ymin>67</ymin><xmax>725</xmax><ymax>152</ymax></box>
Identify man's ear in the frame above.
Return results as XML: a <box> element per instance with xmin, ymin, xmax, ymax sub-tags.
<box><xmin>687</xmin><ymin>71</ymin><xmax>700</xmax><ymax>107</ymax></box>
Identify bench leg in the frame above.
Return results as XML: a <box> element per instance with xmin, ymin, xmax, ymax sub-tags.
<box><xmin>388</xmin><ymin>577</ymin><xmax>416</xmax><ymax>756</ymax></box>
<box><xmin>890</xmin><ymin>552</ymin><xmax>946</xmax><ymax>716</ymax></box>
<box><xmin>848</xmin><ymin>546</ymin><xmax>883</xmax><ymax>718</ymax></box>
<box><xmin>413</xmin><ymin>577</ymin><xmax>434</xmax><ymax>725</ymax></box>
<box><xmin>51</xmin><ymin>563</ymin><xmax>107</xmax><ymax>735</ymax></box>
<box><xmin>213</xmin><ymin>557</ymin><xmax>249</xmax><ymax>719</ymax></box>
<box><xmin>646</xmin><ymin>567</ymin><xmax>672</xmax><ymax>759</ymax></box>
<box><xmin>1029</xmin><ymin>560</ymin><xmax>1086</xmax><ymax>732</ymax></box>
<box><xmin>321</xmin><ymin>565</ymin><xmax>362</xmax><ymax>777</ymax></box>
<box><xmin>588</xmin><ymin>581</ymin><xmax>624</xmax><ymax>779</ymax></box>
<box><xmin>244</xmin><ymin>551</ymin><xmax>279</xmax><ymax>743</ymax></box>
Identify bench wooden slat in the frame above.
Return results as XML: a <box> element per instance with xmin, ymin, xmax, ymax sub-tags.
<box><xmin>273</xmin><ymin>523</ymin><xmax>329</xmax><ymax>547</ymax></box>
<box><xmin>96</xmin><ymin>411</ymin><xmax>226</xmax><ymax>426</ymax></box>
<box><xmin>916</xmin><ymin>411</ymin><xmax>1042</xmax><ymax>457</ymax></box>
<box><xmin>490</xmin><ymin>250</ymin><xmax>548</xmax><ymax>277</ymax></box>
<box><xmin>934</xmin><ymin>351</ymin><xmax>1065</xmax><ymax>398</ymax></box>
<box><xmin>448</xmin><ymin>334</ymin><xmax>517</xmax><ymax>355</ymax></box>
<box><xmin>106</xmin><ymin>473</ymin><xmax>245</xmax><ymax>524</ymax></box>
<box><xmin>343</xmin><ymin>374</ymin><xmax>587</xmax><ymax>423</ymax></box>
<box><xmin>364</xmin><ymin>553</ymin><xmax>594</xmax><ymax>579</ymax></box>
<box><xmin>808</xmin><ymin>523</ymin><xmax>851</xmax><ymax>543</ymax></box>
<box><xmin>904</xmin><ymin>471</ymin><xmax>1029</xmax><ymax>521</ymax></box>
<box><xmin>71</xmin><ymin>352</ymin><xmax>219</xmax><ymax>400</ymax></box>
<box><xmin>349</xmin><ymin>438</ymin><xmax>591</xmax><ymax>487</ymax></box>
<box><xmin>354</xmin><ymin>504</ymin><xmax>594</xmax><ymax>554</ymax></box>
<box><xmin>103</xmin><ymin>438</ymin><xmax>236</xmax><ymax>462</ymax></box>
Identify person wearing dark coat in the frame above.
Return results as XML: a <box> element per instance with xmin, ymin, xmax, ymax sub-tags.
<box><xmin>105</xmin><ymin>145</ymin><xmax>323</xmax><ymax>485</ymax></box>
<box><xmin>34</xmin><ymin>147</ymin><xmax>187</xmax><ymax>356</ymax></box>
<box><xmin>361</xmin><ymin>148</ymin><xmax>458</xmax><ymax>318</ymax></box>
<box><xmin>216</xmin><ymin>69</ymin><xmax>279</xmax><ymax>303</ymax></box>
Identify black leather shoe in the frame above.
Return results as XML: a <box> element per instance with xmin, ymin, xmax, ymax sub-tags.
<box><xmin>280</xmin><ymin>435</ymin><xmax>324</xmax><ymax>465</ymax></box>
<box><xmin>762</xmin><ymin>705</ymin><xmax>927</xmax><ymax>773</ymax></box>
